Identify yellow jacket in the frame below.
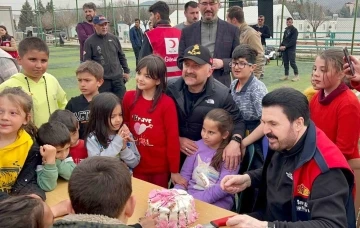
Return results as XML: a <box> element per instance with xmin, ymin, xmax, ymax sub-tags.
<box><xmin>0</xmin><ymin>72</ymin><xmax>67</xmax><ymax>127</ymax></box>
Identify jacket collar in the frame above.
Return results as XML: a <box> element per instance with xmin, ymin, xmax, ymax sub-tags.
<box><xmin>61</xmin><ymin>214</ymin><xmax>125</xmax><ymax>225</ymax></box>
<box><xmin>154</xmin><ymin>20</ymin><xmax>171</xmax><ymax>27</ymax></box>
<box><xmin>295</xmin><ymin>121</ymin><xmax>317</xmax><ymax>169</ymax></box>
<box><xmin>318</xmin><ymin>82</ymin><xmax>348</xmax><ymax>105</ymax></box>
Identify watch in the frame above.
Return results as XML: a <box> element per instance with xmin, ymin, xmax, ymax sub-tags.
<box><xmin>231</xmin><ymin>135</ymin><xmax>242</xmax><ymax>144</ymax></box>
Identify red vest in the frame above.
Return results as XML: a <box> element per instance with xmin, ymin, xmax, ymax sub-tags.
<box><xmin>146</xmin><ymin>25</ymin><xmax>182</xmax><ymax>77</ymax></box>
<box><xmin>0</xmin><ymin>37</ymin><xmax>18</xmax><ymax>59</ymax></box>
<box><xmin>292</xmin><ymin>127</ymin><xmax>355</xmax><ymax>222</ymax></box>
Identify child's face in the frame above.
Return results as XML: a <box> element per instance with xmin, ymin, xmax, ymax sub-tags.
<box><xmin>109</xmin><ymin>104</ymin><xmax>123</xmax><ymax>132</ymax></box>
<box><xmin>55</xmin><ymin>143</ymin><xmax>71</xmax><ymax>160</ymax></box>
<box><xmin>231</xmin><ymin>58</ymin><xmax>255</xmax><ymax>80</ymax></box>
<box><xmin>201</xmin><ymin>118</ymin><xmax>229</xmax><ymax>149</ymax></box>
<box><xmin>312</xmin><ymin>56</ymin><xmax>342</xmax><ymax>90</ymax></box>
<box><xmin>0</xmin><ymin>27</ymin><xmax>6</xmax><ymax>36</ymax></box>
<box><xmin>135</xmin><ymin>67</ymin><xmax>160</xmax><ymax>92</ymax></box>
<box><xmin>0</xmin><ymin>97</ymin><xmax>28</xmax><ymax>137</ymax></box>
<box><xmin>70</xmin><ymin>130</ymin><xmax>79</xmax><ymax>147</ymax></box>
<box><xmin>77</xmin><ymin>72</ymin><xmax>103</xmax><ymax>98</ymax></box>
<box><xmin>17</xmin><ymin>50</ymin><xmax>49</xmax><ymax>81</ymax></box>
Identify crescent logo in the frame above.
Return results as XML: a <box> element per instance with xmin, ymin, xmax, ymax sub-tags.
<box><xmin>165</xmin><ymin>38</ymin><xmax>179</xmax><ymax>55</ymax></box>
<box><xmin>169</xmin><ymin>39</ymin><xmax>176</xmax><ymax>48</ymax></box>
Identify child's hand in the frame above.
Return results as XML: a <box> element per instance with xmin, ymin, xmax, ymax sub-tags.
<box><xmin>138</xmin><ymin>214</ymin><xmax>159</xmax><ymax>228</ymax></box>
<box><xmin>40</xmin><ymin>144</ymin><xmax>56</xmax><ymax>164</ymax></box>
<box><xmin>118</xmin><ymin>124</ymin><xmax>135</xmax><ymax>149</ymax></box>
<box><xmin>171</xmin><ymin>173</ymin><xmax>188</xmax><ymax>188</ymax></box>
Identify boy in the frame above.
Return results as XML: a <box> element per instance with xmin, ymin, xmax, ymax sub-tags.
<box><xmin>49</xmin><ymin>110</ymin><xmax>87</xmax><ymax>164</ymax></box>
<box><xmin>65</xmin><ymin>60</ymin><xmax>104</xmax><ymax>139</ymax></box>
<box><xmin>229</xmin><ymin>44</ymin><xmax>267</xmax><ymax>213</ymax></box>
<box><xmin>36</xmin><ymin>121</ymin><xmax>76</xmax><ymax>192</ymax></box>
<box><xmin>52</xmin><ymin>156</ymin><xmax>157</xmax><ymax>228</ymax></box>
<box><xmin>0</xmin><ymin>37</ymin><xmax>67</xmax><ymax>127</ymax></box>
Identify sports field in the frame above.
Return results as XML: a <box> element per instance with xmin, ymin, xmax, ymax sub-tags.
<box><xmin>46</xmin><ymin>46</ymin><xmax>313</xmax><ymax>99</ymax></box>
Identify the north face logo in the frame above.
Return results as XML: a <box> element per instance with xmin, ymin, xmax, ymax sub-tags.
<box><xmin>165</xmin><ymin>38</ymin><xmax>179</xmax><ymax>55</ymax></box>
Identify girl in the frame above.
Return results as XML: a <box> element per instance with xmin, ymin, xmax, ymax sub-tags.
<box><xmin>85</xmin><ymin>92</ymin><xmax>140</xmax><ymax>169</ymax></box>
<box><xmin>0</xmin><ymin>87</ymin><xmax>45</xmax><ymax>199</ymax></box>
<box><xmin>0</xmin><ymin>25</ymin><xmax>18</xmax><ymax>58</ymax></box>
<box><xmin>122</xmin><ymin>55</ymin><xmax>183</xmax><ymax>188</ymax></box>
<box><xmin>310</xmin><ymin>48</ymin><xmax>360</xmax><ymax>160</ymax></box>
<box><xmin>174</xmin><ymin>109</ymin><xmax>240</xmax><ymax>210</ymax></box>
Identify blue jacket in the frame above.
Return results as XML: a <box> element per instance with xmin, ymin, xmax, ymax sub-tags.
<box><xmin>129</xmin><ymin>26</ymin><xmax>143</xmax><ymax>48</ymax></box>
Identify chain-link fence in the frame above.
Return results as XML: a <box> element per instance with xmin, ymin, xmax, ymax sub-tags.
<box><xmin>0</xmin><ymin>0</ymin><xmax>359</xmax><ymax>54</ymax></box>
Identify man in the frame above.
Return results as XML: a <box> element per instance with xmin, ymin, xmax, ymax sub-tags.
<box><xmin>0</xmin><ymin>48</ymin><xmax>19</xmax><ymax>84</ymax></box>
<box><xmin>221</xmin><ymin>88</ymin><xmax>355</xmax><ymax>228</ymax></box>
<box><xmin>129</xmin><ymin>18</ymin><xmax>143</xmax><ymax>66</ymax></box>
<box><xmin>178</xmin><ymin>0</ymin><xmax>240</xmax><ymax>87</ymax></box>
<box><xmin>83</xmin><ymin>15</ymin><xmax>130</xmax><ymax>100</ymax></box>
<box><xmin>139</xmin><ymin>1</ymin><xmax>182</xmax><ymax>80</ymax></box>
<box><xmin>76</xmin><ymin>2</ymin><xmax>96</xmax><ymax>62</ymax></box>
<box><xmin>251</xmin><ymin>15</ymin><xmax>271</xmax><ymax>47</ymax></box>
<box><xmin>280</xmin><ymin>17</ymin><xmax>299</xmax><ymax>81</ymax></box>
<box><xmin>227</xmin><ymin>6</ymin><xmax>264</xmax><ymax>80</ymax></box>
<box><xmin>175</xmin><ymin>1</ymin><xmax>200</xmax><ymax>30</ymax></box>
<box><xmin>167</xmin><ymin>44</ymin><xmax>246</xmax><ymax>171</ymax></box>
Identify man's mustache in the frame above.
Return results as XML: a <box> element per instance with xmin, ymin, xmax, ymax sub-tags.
<box><xmin>266</xmin><ymin>133</ymin><xmax>277</xmax><ymax>139</ymax></box>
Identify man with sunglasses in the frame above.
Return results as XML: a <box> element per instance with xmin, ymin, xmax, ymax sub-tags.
<box><xmin>251</xmin><ymin>15</ymin><xmax>271</xmax><ymax>48</ymax></box>
<box><xmin>178</xmin><ymin>0</ymin><xmax>240</xmax><ymax>87</ymax></box>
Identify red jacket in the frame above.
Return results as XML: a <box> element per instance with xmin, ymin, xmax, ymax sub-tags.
<box><xmin>146</xmin><ymin>25</ymin><xmax>182</xmax><ymax>77</ymax></box>
<box><xmin>0</xmin><ymin>36</ymin><xmax>18</xmax><ymax>58</ymax></box>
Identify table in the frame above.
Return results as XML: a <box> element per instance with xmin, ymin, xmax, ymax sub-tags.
<box><xmin>46</xmin><ymin>178</ymin><xmax>236</xmax><ymax>226</ymax></box>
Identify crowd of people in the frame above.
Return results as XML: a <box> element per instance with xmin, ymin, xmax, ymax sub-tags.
<box><xmin>1</xmin><ymin>0</ymin><xmax>360</xmax><ymax>227</ymax></box>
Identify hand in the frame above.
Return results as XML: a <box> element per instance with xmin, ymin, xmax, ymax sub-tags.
<box><xmin>257</xmin><ymin>31</ymin><xmax>262</xmax><ymax>36</ymax></box>
<box><xmin>40</xmin><ymin>145</ymin><xmax>57</xmax><ymax>164</ymax></box>
<box><xmin>222</xmin><ymin>139</ymin><xmax>241</xmax><ymax>170</ymax></box>
<box><xmin>226</xmin><ymin>214</ymin><xmax>268</xmax><ymax>228</ymax></box>
<box><xmin>123</xmin><ymin>73</ymin><xmax>130</xmax><ymax>82</ymax></box>
<box><xmin>279</xmin><ymin>46</ymin><xmax>286</xmax><ymax>51</ymax></box>
<box><xmin>179</xmin><ymin>137</ymin><xmax>198</xmax><ymax>156</ymax></box>
<box><xmin>138</xmin><ymin>214</ymin><xmax>159</xmax><ymax>228</ymax></box>
<box><xmin>212</xmin><ymin>58</ymin><xmax>224</xmax><ymax>69</ymax></box>
<box><xmin>343</xmin><ymin>55</ymin><xmax>360</xmax><ymax>82</ymax></box>
<box><xmin>51</xmin><ymin>199</ymin><xmax>74</xmax><ymax>218</ymax></box>
<box><xmin>220</xmin><ymin>174</ymin><xmax>251</xmax><ymax>194</ymax></box>
<box><xmin>118</xmin><ymin>124</ymin><xmax>134</xmax><ymax>149</ymax></box>
<box><xmin>171</xmin><ymin>173</ymin><xmax>188</xmax><ymax>188</ymax></box>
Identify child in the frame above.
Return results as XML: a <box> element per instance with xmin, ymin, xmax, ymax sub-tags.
<box><xmin>85</xmin><ymin>92</ymin><xmax>140</xmax><ymax>170</ymax></box>
<box><xmin>36</xmin><ymin>121</ymin><xmax>76</xmax><ymax>191</ymax></box>
<box><xmin>0</xmin><ymin>195</ymin><xmax>54</xmax><ymax>228</ymax></box>
<box><xmin>122</xmin><ymin>55</ymin><xmax>182</xmax><ymax>188</ymax></box>
<box><xmin>49</xmin><ymin>110</ymin><xmax>87</xmax><ymax>164</ymax></box>
<box><xmin>65</xmin><ymin>60</ymin><xmax>104</xmax><ymax>139</ymax></box>
<box><xmin>52</xmin><ymin>156</ymin><xmax>156</xmax><ymax>227</ymax></box>
<box><xmin>0</xmin><ymin>87</ymin><xmax>45</xmax><ymax>200</ymax></box>
<box><xmin>0</xmin><ymin>37</ymin><xmax>67</xmax><ymax>127</ymax></box>
<box><xmin>174</xmin><ymin>109</ymin><xmax>240</xmax><ymax>210</ymax></box>
<box><xmin>310</xmin><ymin>48</ymin><xmax>360</xmax><ymax>160</ymax></box>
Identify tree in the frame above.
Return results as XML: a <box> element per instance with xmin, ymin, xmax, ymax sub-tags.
<box><xmin>38</xmin><ymin>0</ymin><xmax>46</xmax><ymax>15</ymax></box>
<box><xmin>46</xmin><ymin>0</ymin><xmax>55</xmax><ymax>13</ymax></box>
<box><xmin>41</xmin><ymin>11</ymin><xmax>54</xmax><ymax>30</ymax></box>
<box><xmin>56</xmin><ymin>9</ymin><xmax>77</xmax><ymax>39</ymax></box>
<box><xmin>338</xmin><ymin>5</ymin><xmax>351</xmax><ymax>18</ymax></box>
<box><xmin>139</xmin><ymin>7</ymin><xmax>149</xmax><ymax>28</ymax></box>
<box><xmin>18</xmin><ymin>0</ymin><xmax>34</xmax><ymax>31</ymax></box>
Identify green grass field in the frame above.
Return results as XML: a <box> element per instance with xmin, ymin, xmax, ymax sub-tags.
<box><xmin>47</xmin><ymin>46</ymin><xmax>313</xmax><ymax>99</ymax></box>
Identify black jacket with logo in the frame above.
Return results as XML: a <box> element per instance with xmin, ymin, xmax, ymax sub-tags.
<box><xmin>83</xmin><ymin>32</ymin><xmax>130</xmax><ymax>80</ymax></box>
<box><xmin>65</xmin><ymin>94</ymin><xmax>90</xmax><ymax>140</ymax></box>
<box><xmin>280</xmin><ymin>25</ymin><xmax>298</xmax><ymax>50</ymax></box>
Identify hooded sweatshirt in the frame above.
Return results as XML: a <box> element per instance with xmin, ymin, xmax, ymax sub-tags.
<box><xmin>0</xmin><ymin>72</ymin><xmax>68</xmax><ymax>127</ymax></box>
<box><xmin>0</xmin><ymin>130</ymin><xmax>33</xmax><ymax>193</ymax></box>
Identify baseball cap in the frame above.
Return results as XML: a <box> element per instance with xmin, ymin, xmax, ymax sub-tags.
<box><xmin>93</xmin><ymin>15</ymin><xmax>109</xmax><ymax>25</ymax></box>
<box><xmin>179</xmin><ymin>44</ymin><xmax>213</xmax><ymax>65</ymax></box>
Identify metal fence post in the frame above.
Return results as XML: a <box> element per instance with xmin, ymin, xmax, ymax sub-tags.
<box><xmin>351</xmin><ymin>0</ymin><xmax>359</xmax><ymax>54</ymax></box>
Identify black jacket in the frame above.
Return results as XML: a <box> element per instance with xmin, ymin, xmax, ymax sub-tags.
<box><xmin>177</xmin><ymin>19</ymin><xmax>240</xmax><ymax>87</ymax></box>
<box><xmin>65</xmin><ymin>94</ymin><xmax>90</xmax><ymax>140</ymax></box>
<box><xmin>280</xmin><ymin>25</ymin><xmax>298</xmax><ymax>50</ymax></box>
<box><xmin>83</xmin><ymin>32</ymin><xmax>130</xmax><ymax>79</ymax></box>
<box><xmin>166</xmin><ymin>77</ymin><xmax>245</xmax><ymax>141</ymax></box>
<box><xmin>251</xmin><ymin>24</ymin><xmax>271</xmax><ymax>46</ymax></box>
<box><xmin>0</xmin><ymin>140</ymin><xmax>46</xmax><ymax>201</ymax></box>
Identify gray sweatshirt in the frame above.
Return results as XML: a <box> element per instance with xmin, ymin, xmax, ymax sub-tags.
<box><xmin>86</xmin><ymin>132</ymin><xmax>140</xmax><ymax>168</ymax></box>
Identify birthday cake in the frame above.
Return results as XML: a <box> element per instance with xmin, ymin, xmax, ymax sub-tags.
<box><xmin>146</xmin><ymin>189</ymin><xmax>198</xmax><ymax>228</ymax></box>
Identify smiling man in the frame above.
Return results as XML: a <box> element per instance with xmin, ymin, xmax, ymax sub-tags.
<box><xmin>178</xmin><ymin>0</ymin><xmax>240</xmax><ymax>87</ymax></box>
<box><xmin>221</xmin><ymin>87</ymin><xmax>356</xmax><ymax>228</ymax></box>
<box><xmin>76</xmin><ymin>2</ymin><xmax>96</xmax><ymax>63</ymax></box>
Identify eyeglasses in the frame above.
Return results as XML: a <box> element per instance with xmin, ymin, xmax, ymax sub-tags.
<box><xmin>199</xmin><ymin>1</ymin><xmax>218</xmax><ymax>6</ymax></box>
<box><xmin>229</xmin><ymin>61</ymin><xmax>253</xmax><ymax>68</ymax></box>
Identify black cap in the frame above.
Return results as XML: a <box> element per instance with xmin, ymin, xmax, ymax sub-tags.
<box><xmin>179</xmin><ymin>44</ymin><xmax>213</xmax><ymax>65</ymax></box>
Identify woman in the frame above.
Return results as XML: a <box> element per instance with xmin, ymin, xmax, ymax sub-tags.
<box><xmin>0</xmin><ymin>25</ymin><xmax>18</xmax><ymax>58</ymax></box>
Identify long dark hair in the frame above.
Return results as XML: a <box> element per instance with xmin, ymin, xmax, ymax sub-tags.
<box><xmin>0</xmin><ymin>195</ymin><xmax>45</xmax><ymax>228</ymax></box>
<box><xmin>0</xmin><ymin>87</ymin><xmax>37</xmax><ymax>137</ymax></box>
<box><xmin>0</xmin><ymin>25</ymin><xmax>12</xmax><ymax>41</ymax></box>
<box><xmin>205</xmin><ymin>109</ymin><xmax>233</xmax><ymax>171</ymax></box>
<box><xmin>131</xmin><ymin>54</ymin><xmax>167</xmax><ymax>113</ymax></box>
<box><xmin>85</xmin><ymin>92</ymin><xmax>121</xmax><ymax>148</ymax></box>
